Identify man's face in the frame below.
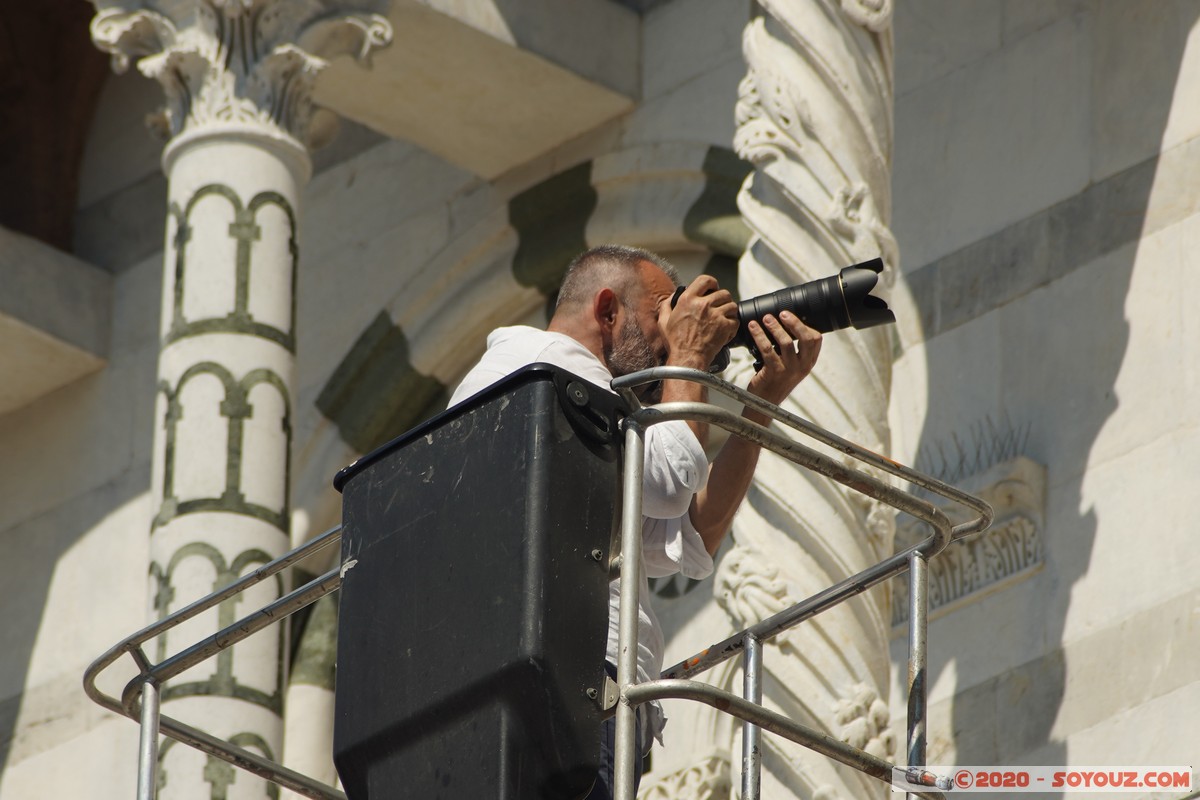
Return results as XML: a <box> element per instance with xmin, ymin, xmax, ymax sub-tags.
<box><xmin>604</xmin><ymin>261</ymin><xmax>677</xmax><ymax>400</ymax></box>
<box><xmin>606</xmin><ymin>314</ymin><xmax>659</xmax><ymax>378</ymax></box>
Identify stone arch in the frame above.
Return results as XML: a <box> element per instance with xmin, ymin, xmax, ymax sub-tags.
<box><xmin>245</xmin><ymin>191</ymin><xmax>299</xmax><ymax>339</ymax></box>
<box><xmin>153</xmin><ymin>541</ymin><xmax>226</xmax><ymax>663</ymax></box>
<box><xmin>225</xmin><ymin>733</ymin><xmax>281</xmax><ymax>800</ymax></box>
<box><xmin>227</xmin><ymin>548</ymin><xmax>287</xmax><ymax>707</ymax></box>
<box><xmin>314</xmin><ymin>140</ymin><xmax>755</xmax><ymax>457</ymax></box>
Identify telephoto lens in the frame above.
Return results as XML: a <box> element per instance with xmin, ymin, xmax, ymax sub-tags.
<box><xmin>672</xmin><ymin>258</ymin><xmax>895</xmax><ymax>372</ymax></box>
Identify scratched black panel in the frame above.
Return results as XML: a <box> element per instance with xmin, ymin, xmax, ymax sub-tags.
<box><xmin>333</xmin><ymin>364</ymin><xmax>626</xmax><ymax>800</ymax></box>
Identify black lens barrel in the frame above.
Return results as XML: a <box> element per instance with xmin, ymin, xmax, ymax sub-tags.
<box><xmin>668</xmin><ymin>258</ymin><xmax>894</xmax><ymax>373</ymax></box>
<box><xmin>730</xmin><ymin>273</ymin><xmax>846</xmax><ymax>347</ymax></box>
<box><xmin>731</xmin><ymin>257</ymin><xmax>893</xmax><ymax>347</ymax></box>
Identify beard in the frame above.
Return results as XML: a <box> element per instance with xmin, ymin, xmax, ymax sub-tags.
<box><xmin>605</xmin><ymin>316</ymin><xmax>664</xmax><ymax>403</ymax></box>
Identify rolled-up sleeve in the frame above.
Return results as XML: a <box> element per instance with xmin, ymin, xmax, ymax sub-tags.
<box><xmin>642</xmin><ymin>513</ymin><xmax>715</xmax><ymax>580</ymax></box>
<box><xmin>640</xmin><ymin>421</ymin><xmax>708</xmax><ymax>519</ymax></box>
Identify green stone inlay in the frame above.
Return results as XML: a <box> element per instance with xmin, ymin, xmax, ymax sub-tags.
<box><xmin>186</xmin><ymin>735</ymin><xmax>280</xmax><ymax>800</ymax></box>
<box><xmin>157</xmin><ymin>739</ymin><xmax>177</xmax><ymax>793</ymax></box>
<box><xmin>176</xmin><ymin>317</ymin><xmax>293</xmax><ymax>350</ymax></box>
<box><xmin>509</xmin><ymin>161</ymin><xmax>598</xmax><ymax>300</ymax></box>
<box><xmin>161</xmin><ymin>680</ymin><xmax>281</xmax><ymax>714</ymax></box>
<box><xmin>149</xmin><ymin>561</ymin><xmax>173</xmax><ymax>627</ymax></box>
<box><xmin>167</xmin><ymin>184</ymin><xmax>298</xmax><ymax>351</ymax></box>
<box><xmin>316</xmin><ymin>312</ymin><xmax>448</xmax><ymax>454</ymax></box>
<box><xmin>203</xmin><ymin>753</ymin><xmax>236</xmax><ymax>800</ymax></box>
<box><xmin>153</xmin><ymin>544</ymin><xmax>285</xmax><ymax>715</ymax></box>
<box><xmin>905</xmin><ymin>144</ymin><xmax>1168</xmax><ymax>339</ymax></box>
<box><xmin>289</xmin><ymin>588</ymin><xmax>338</xmax><ymax>690</ymax></box>
<box><xmin>683</xmin><ymin>146</ymin><xmax>754</xmax><ymax>256</ymax></box>
<box><xmin>228</xmin><ymin>734</ymin><xmax>280</xmax><ymax>800</ymax></box>
<box><xmin>162</xmin><ymin>728</ymin><xmax>282</xmax><ymax>798</ymax></box>
<box><xmin>154</xmin><ymin>362</ymin><xmax>292</xmax><ymax>533</ymax></box>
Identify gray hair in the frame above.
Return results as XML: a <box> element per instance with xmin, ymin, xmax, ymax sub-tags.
<box><xmin>554</xmin><ymin>245</ymin><xmax>680</xmax><ymax>311</ymax></box>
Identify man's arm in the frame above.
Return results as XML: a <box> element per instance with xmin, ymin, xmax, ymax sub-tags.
<box><xmin>688</xmin><ymin>310</ymin><xmax>822</xmax><ymax>555</ymax></box>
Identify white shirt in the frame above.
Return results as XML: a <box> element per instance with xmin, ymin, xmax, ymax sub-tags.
<box><xmin>449</xmin><ymin>326</ymin><xmax>715</xmax><ymax>741</ymax></box>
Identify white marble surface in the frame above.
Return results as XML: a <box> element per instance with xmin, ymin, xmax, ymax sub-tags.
<box><xmin>4</xmin><ymin>1</ymin><xmax>1200</xmax><ymax>797</ymax></box>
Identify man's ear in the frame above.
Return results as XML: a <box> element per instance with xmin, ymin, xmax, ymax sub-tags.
<box><xmin>593</xmin><ymin>288</ymin><xmax>619</xmax><ymax>334</ymax></box>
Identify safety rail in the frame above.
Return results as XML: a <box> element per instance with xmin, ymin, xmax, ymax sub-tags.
<box><xmin>83</xmin><ymin>365</ymin><xmax>992</xmax><ymax>800</ymax></box>
<box><xmin>83</xmin><ymin>524</ymin><xmax>348</xmax><ymax>800</ymax></box>
<box><xmin>609</xmin><ymin>366</ymin><xmax>993</xmax><ymax>800</ymax></box>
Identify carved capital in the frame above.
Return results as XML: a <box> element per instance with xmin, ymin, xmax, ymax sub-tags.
<box><xmin>89</xmin><ymin>1</ymin><xmax>392</xmax><ymax>150</ymax></box>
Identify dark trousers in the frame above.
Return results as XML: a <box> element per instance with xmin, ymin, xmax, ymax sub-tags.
<box><xmin>583</xmin><ymin>663</ymin><xmax>645</xmax><ymax>800</ymax></box>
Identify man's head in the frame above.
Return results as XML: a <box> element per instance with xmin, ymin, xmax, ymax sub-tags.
<box><xmin>555</xmin><ymin>245</ymin><xmax>680</xmax><ymax>313</ymax></box>
<box><xmin>551</xmin><ymin>245</ymin><xmax>682</xmax><ymax>383</ymax></box>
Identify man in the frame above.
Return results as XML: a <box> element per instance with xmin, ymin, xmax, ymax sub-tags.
<box><xmin>448</xmin><ymin>245</ymin><xmax>821</xmax><ymax>799</ymax></box>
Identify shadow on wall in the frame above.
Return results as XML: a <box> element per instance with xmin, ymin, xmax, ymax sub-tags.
<box><xmin>0</xmin><ymin>371</ymin><xmax>157</xmax><ymax>784</ymax></box>
<box><xmin>902</xmin><ymin>2</ymin><xmax>1200</xmax><ymax>780</ymax></box>
<box><xmin>0</xmin><ymin>0</ymin><xmax>125</xmax><ymax>782</ymax></box>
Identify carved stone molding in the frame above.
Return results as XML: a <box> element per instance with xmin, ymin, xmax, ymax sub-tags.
<box><xmin>831</xmin><ymin>681</ymin><xmax>895</xmax><ymax>759</ymax></box>
<box><xmin>735</xmin><ymin>1</ymin><xmax>896</xmax><ymax>272</ymax></box>
<box><xmin>639</xmin><ymin>751</ymin><xmax>732</xmax><ymax>800</ymax></box>
<box><xmin>839</xmin><ymin>0</ymin><xmax>893</xmax><ymax>33</ymax></box>
<box><xmin>714</xmin><ymin>545</ymin><xmax>793</xmax><ymax>634</ymax></box>
<box><xmin>892</xmin><ymin>456</ymin><xmax>1047</xmax><ymax>627</ymax></box>
<box><xmin>89</xmin><ymin>0</ymin><xmax>392</xmax><ymax>152</ymax></box>
<box><xmin>728</xmin><ymin>2</ymin><xmax>896</xmax><ymax>797</ymax></box>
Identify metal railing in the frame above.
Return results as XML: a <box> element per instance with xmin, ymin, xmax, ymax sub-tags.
<box><xmin>83</xmin><ymin>524</ymin><xmax>348</xmax><ymax>800</ymax></box>
<box><xmin>84</xmin><ymin>366</ymin><xmax>992</xmax><ymax>800</ymax></box>
<box><xmin>609</xmin><ymin>367</ymin><xmax>993</xmax><ymax>800</ymax></box>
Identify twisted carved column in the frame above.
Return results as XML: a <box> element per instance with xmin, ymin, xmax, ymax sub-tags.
<box><xmin>722</xmin><ymin>1</ymin><xmax>898</xmax><ymax>797</ymax></box>
<box><xmin>90</xmin><ymin>3</ymin><xmax>389</xmax><ymax>796</ymax></box>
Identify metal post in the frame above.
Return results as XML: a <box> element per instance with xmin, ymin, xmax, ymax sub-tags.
<box><xmin>906</xmin><ymin>551</ymin><xmax>929</xmax><ymax>800</ymax></box>
<box><xmin>614</xmin><ymin>420</ymin><xmax>646</xmax><ymax>800</ymax></box>
<box><xmin>741</xmin><ymin>633</ymin><xmax>763</xmax><ymax>800</ymax></box>
<box><xmin>136</xmin><ymin>679</ymin><xmax>161</xmax><ymax>800</ymax></box>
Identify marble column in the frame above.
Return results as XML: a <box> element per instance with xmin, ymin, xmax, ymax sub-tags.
<box><xmin>89</xmin><ymin>3</ymin><xmax>389</xmax><ymax>796</ymax></box>
<box><xmin>724</xmin><ymin>0</ymin><xmax>898</xmax><ymax>797</ymax></box>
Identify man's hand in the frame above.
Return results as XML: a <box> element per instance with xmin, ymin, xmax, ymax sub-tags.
<box><xmin>662</xmin><ymin>275</ymin><xmax>738</xmax><ymax>370</ymax></box>
<box><xmin>656</xmin><ymin>275</ymin><xmax>737</xmax><ymax>443</ymax></box>
<box><xmin>744</xmin><ymin>311</ymin><xmax>822</xmax><ymax>407</ymax></box>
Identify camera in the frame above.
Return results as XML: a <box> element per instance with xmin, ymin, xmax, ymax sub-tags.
<box><xmin>674</xmin><ymin>257</ymin><xmax>895</xmax><ymax>372</ymax></box>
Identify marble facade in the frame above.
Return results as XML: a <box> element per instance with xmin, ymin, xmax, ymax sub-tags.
<box><xmin>0</xmin><ymin>1</ymin><xmax>1196</xmax><ymax>798</ymax></box>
